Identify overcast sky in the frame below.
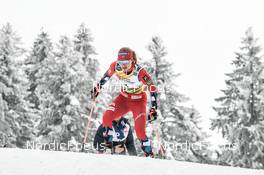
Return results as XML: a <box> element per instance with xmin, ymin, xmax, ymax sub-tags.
<box><xmin>1</xmin><ymin>0</ymin><xmax>264</xmax><ymax>144</ymax></box>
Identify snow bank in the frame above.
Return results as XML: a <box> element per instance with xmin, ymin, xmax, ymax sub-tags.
<box><xmin>0</xmin><ymin>148</ymin><xmax>263</xmax><ymax>175</ymax></box>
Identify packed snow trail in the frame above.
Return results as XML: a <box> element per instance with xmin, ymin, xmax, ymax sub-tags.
<box><xmin>0</xmin><ymin>148</ymin><xmax>263</xmax><ymax>175</ymax></box>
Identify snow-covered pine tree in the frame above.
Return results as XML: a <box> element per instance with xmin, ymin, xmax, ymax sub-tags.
<box><xmin>33</xmin><ymin>35</ymin><xmax>85</xmax><ymax>150</ymax></box>
<box><xmin>73</xmin><ymin>23</ymin><xmax>98</xmax><ymax>78</ymax></box>
<box><xmin>34</xmin><ymin>34</ymin><xmax>102</xmax><ymax>152</ymax></box>
<box><xmin>145</xmin><ymin>36</ymin><xmax>205</xmax><ymax>160</ymax></box>
<box><xmin>72</xmin><ymin>24</ymin><xmax>105</xmax><ymax>147</ymax></box>
<box><xmin>0</xmin><ymin>23</ymin><xmax>33</xmax><ymax>147</ymax></box>
<box><xmin>25</xmin><ymin>30</ymin><xmax>53</xmax><ymax>109</ymax></box>
<box><xmin>73</xmin><ymin>24</ymin><xmax>100</xmax><ymax>110</ymax></box>
<box><xmin>212</xmin><ymin>28</ymin><xmax>264</xmax><ymax>169</ymax></box>
<box><xmin>73</xmin><ymin>23</ymin><xmax>96</xmax><ymax>62</ymax></box>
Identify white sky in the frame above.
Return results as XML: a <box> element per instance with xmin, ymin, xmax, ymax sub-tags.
<box><xmin>1</xmin><ymin>0</ymin><xmax>264</xmax><ymax>145</ymax></box>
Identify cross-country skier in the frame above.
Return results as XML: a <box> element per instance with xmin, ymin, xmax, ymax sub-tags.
<box><xmin>91</xmin><ymin>47</ymin><xmax>158</xmax><ymax>157</ymax></box>
<box><xmin>93</xmin><ymin>117</ymin><xmax>137</xmax><ymax>156</ymax></box>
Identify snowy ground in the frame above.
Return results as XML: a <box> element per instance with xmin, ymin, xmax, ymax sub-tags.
<box><xmin>0</xmin><ymin>148</ymin><xmax>263</xmax><ymax>175</ymax></box>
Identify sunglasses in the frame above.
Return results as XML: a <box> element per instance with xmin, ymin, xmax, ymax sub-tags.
<box><xmin>117</xmin><ymin>60</ymin><xmax>131</xmax><ymax>65</ymax></box>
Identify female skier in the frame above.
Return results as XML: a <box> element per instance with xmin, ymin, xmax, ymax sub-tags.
<box><xmin>91</xmin><ymin>47</ymin><xmax>158</xmax><ymax>157</ymax></box>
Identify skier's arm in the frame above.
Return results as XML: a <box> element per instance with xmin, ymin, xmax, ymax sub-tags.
<box><xmin>91</xmin><ymin>61</ymin><xmax>116</xmax><ymax>99</ymax></box>
<box><xmin>125</xmin><ymin>126</ymin><xmax>137</xmax><ymax>156</ymax></box>
<box><xmin>98</xmin><ymin>61</ymin><xmax>116</xmax><ymax>88</ymax></box>
<box><xmin>139</xmin><ymin>68</ymin><xmax>158</xmax><ymax>109</ymax></box>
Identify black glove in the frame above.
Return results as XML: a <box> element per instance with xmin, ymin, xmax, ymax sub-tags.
<box><xmin>148</xmin><ymin>107</ymin><xmax>157</xmax><ymax>122</ymax></box>
<box><xmin>90</xmin><ymin>84</ymin><xmax>100</xmax><ymax>99</ymax></box>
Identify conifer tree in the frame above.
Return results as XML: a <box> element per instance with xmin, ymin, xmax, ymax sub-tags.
<box><xmin>212</xmin><ymin>28</ymin><xmax>264</xmax><ymax>169</ymax></box>
<box><xmin>145</xmin><ymin>36</ymin><xmax>205</xmax><ymax>160</ymax></box>
<box><xmin>25</xmin><ymin>30</ymin><xmax>53</xmax><ymax>109</ymax></box>
<box><xmin>73</xmin><ymin>23</ymin><xmax>98</xmax><ymax>78</ymax></box>
<box><xmin>0</xmin><ymin>23</ymin><xmax>33</xmax><ymax>147</ymax></box>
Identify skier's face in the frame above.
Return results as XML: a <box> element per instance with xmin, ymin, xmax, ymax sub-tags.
<box><xmin>118</xmin><ymin>60</ymin><xmax>132</xmax><ymax>72</ymax></box>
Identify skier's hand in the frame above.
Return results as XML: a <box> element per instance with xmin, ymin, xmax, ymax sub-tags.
<box><xmin>114</xmin><ymin>145</ymin><xmax>125</xmax><ymax>154</ymax></box>
<box><xmin>90</xmin><ymin>84</ymin><xmax>100</xmax><ymax>99</ymax></box>
<box><xmin>148</xmin><ymin>107</ymin><xmax>157</xmax><ymax>122</ymax></box>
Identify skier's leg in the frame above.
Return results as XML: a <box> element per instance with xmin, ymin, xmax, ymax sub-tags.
<box><xmin>132</xmin><ymin>108</ymin><xmax>147</xmax><ymax>140</ymax></box>
<box><xmin>102</xmin><ymin>94</ymin><xmax>129</xmax><ymax>144</ymax></box>
<box><xmin>131</xmin><ymin>94</ymin><xmax>154</xmax><ymax>157</ymax></box>
<box><xmin>102</xmin><ymin>94</ymin><xmax>129</xmax><ymax>127</ymax></box>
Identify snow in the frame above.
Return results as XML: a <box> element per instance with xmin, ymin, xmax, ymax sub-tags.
<box><xmin>0</xmin><ymin>148</ymin><xmax>263</xmax><ymax>175</ymax></box>
<box><xmin>69</xmin><ymin>95</ymin><xmax>80</xmax><ymax>106</ymax></box>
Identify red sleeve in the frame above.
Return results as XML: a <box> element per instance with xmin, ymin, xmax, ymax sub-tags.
<box><xmin>98</xmin><ymin>61</ymin><xmax>116</xmax><ymax>87</ymax></box>
<box><xmin>138</xmin><ymin>68</ymin><xmax>157</xmax><ymax>92</ymax></box>
<box><xmin>105</xmin><ymin>61</ymin><xmax>117</xmax><ymax>77</ymax></box>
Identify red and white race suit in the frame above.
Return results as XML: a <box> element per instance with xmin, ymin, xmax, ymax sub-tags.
<box><xmin>99</xmin><ymin>61</ymin><xmax>157</xmax><ymax>140</ymax></box>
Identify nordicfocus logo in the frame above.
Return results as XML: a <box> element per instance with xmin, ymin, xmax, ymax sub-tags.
<box><xmin>91</xmin><ymin>81</ymin><xmax>165</xmax><ymax>94</ymax></box>
<box><xmin>25</xmin><ymin>140</ymin><xmax>235</xmax><ymax>153</ymax></box>
<box><xmin>26</xmin><ymin>141</ymin><xmax>93</xmax><ymax>152</ymax></box>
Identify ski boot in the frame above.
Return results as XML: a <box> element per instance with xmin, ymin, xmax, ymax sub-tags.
<box><xmin>140</xmin><ymin>138</ymin><xmax>154</xmax><ymax>158</ymax></box>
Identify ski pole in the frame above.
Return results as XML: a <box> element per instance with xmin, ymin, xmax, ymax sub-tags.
<box><xmin>148</xmin><ymin>119</ymin><xmax>166</xmax><ymax>157</ymax></box>
<box><xmin>82</xmin><ymin>99</ymin><xmax>96</xmax><ymax>152</ymax></box>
